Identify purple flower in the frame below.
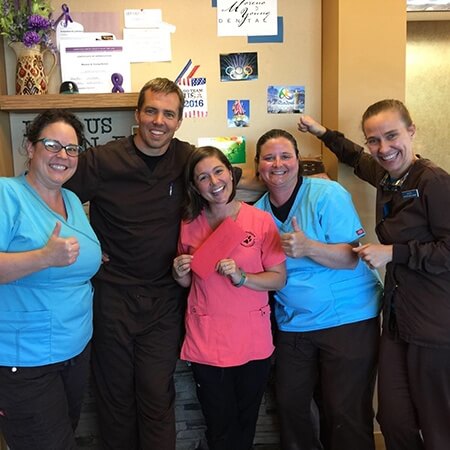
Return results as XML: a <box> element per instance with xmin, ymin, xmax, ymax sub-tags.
<box><xmin>0</xmin><ymin>0</ymin><xmax>57</xmax><ymax>52</ymax></box>
<box><xmin>23</xmin><ymin>30</ymin><xmax>41</xmax><ymax>46</ymax></box>
<box><xmin>28</xmin><ymin>14</ymin><xmax>50</xmax><ymax>30</ymax></box>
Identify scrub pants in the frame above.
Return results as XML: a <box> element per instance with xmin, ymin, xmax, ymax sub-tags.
<box><xmin>275</xmin><ymin>317</ymin><xmax>379</xmax><ymax>450</ymax></box>
<box><xmin>377</xmin><ymin>332</ymin><xmax>450</xmax><ymax>450</ymax></box>
<box><xmin>91</xmin><ymin>279</ymin><xmax>185</xmax><ymax>450</ymax></box>
<box><xmin>191</xmin><ymin>357</ymin><xmax>271</xmax><ymax>450</ymax></box>
<box><xmin>0</xmin><ymin>344</ymin><xmax>90</xmax><ymax>450</ymax></box>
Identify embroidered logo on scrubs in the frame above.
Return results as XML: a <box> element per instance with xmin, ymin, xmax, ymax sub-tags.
<box><xmin>241</xmin><ymin>231</ymin><xmax>256</xmax><ymax>247</ymax></box>
<box><xmin>356</xmin><ymin>228</ymin><xmax>365</xmax><ymax>236</ymax></box>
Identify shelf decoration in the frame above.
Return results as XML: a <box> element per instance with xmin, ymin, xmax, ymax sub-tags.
<box><xmin>0</xmin><ymin>0</ymin><xmax>57</xmax><ymax>94</ymax></box>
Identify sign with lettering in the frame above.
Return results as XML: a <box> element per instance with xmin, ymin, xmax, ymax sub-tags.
<box><xmin>10</xmin><ymin>111</ymin><xmax>135</xmax><ymax>175</ymax></box>
<box><xmin>217</xmin><ymin>0</ymin><xmax>278</xmax><ymax>36</ymax></box>
<box><xmin>178</xmin><ymin>78</ymin><xmax>208</xmax><ymax>118</ymax></box>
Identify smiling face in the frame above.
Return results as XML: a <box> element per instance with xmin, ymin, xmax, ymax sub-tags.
<box><xmin>134</xmin><ymin>89</ymin><xmax>183</xmax><ymax>156</ymax></box>
<box><xmin>27</xmin><ymin>121</ymin><xmax>79</xmax><ymax>191</ymax></box>
<box><xmin>257</xmin><ymin>136</ymin><xmax>300</xmax><ymax>191</ymax></box>
<box><xmin>363</xmin><ymin>109</ymin><xmax>416</xmax><ymax>179</ymax></box>
<box><xmin>193</xmin><ymin>156</ymin><xmax>234</xmax><ymax>206</ymax></box>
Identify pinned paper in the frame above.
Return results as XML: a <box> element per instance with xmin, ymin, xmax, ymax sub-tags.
<box><xmin>123</xmin><ymin>27</ymin><xmax>172</xmax><ymax>62</ymax></box>
<box><xmin>55</xmin><ymin>20</ymin><xmax>84</xmax><ymax>49</ymax></box>
<box><xmin>227</xmin><ymin>99</ymin><xmax>250</xmax><ymax>127</ymax></box>
<box><xmin>267</xmin><ymin>85</ymin><xmax>305</xmax><ymax>114</ymax></box>
<box><xmin>124</xmin><ymin>9</ymin><xmax>162</xmax><ymax>28</ymax></box>
<box><xmin>178</xmin><ymin>78</ymin><xmax>208</xmax><ymax>119</ymax></box>
<box><xmin>217</xmin><ymin>0</ymin><xmax>278</xmax><ymax>36</ymax></box>
<box><xmin>248</xmin><ymin>16</ymin><xmax>284</xmax><ymax>43</ymax></box>
<box><xmin>190</xmin><ymin>217</ymin><xmax>247</xmax><ymax>279</ymax></box>
<box><xmin>220</xmin><ymin>52</ymin><xmax>258</xmax><ymax>82</ymax></box>
<box><xmin>123</xmin><ymin>9</ymin><xmax>175</xmax><ymax>63</ymax></box>
<box><xmin>176</xmin><ymin>60</ymin><xmax>208</xmax><ymax>118</ymax></box>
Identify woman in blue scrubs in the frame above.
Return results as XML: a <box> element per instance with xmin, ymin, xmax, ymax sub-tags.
<box><xmin>0</xmin><ymin>110</ymin><xmax>101</xmax><ymax>450</ymax></box>
<box><xmin>254</xmin><ymin>129</ymin><xmax>382</xmax><ymax>450</ymax></box>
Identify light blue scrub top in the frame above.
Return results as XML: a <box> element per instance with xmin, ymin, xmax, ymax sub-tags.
<box><xmin>255</xmin><ymin>177</ymin><xmax>382</xmax><ymax>332</ymax></box>
<box><xmin>0</xmin><ymin>175</ymin><xmax>101</xmax><ymax>366</ymax></box>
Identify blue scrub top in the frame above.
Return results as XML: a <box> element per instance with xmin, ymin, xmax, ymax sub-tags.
<box><xmin>255</xmin><ymin>177</ymin><xmax>382</xmax><ymax>332</ymax></box>
<box><xmin>0</xmin><ymin>175</ymin><xmax>101</xmax><ymax>366</ymax></box>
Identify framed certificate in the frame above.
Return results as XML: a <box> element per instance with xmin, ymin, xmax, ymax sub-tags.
<box><xmin>60</xmin><ymin>40</ymin><xmax>131</xmax><ymax>93</ymax></box>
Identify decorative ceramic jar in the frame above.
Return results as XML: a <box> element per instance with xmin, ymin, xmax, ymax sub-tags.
<box><xmin>9</xmin><ymin>42</ymin><xmax>57</xmax><ymax>95</ymax></box>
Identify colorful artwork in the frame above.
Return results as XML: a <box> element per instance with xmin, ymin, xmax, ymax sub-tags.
<box><xmin>175</xmin><ymin>60</ymin><xmax>208</xmax><ymax>118</ymax></box>
<box><xmin>267</xmin><ymin>85</ymin><xmax>305</xmax><ymax>114</ymax></box>
<box><xmin>220</xmin><ymin>52</ymin><xmax>258</xmax><ymax>82</ymax></box>
<box><xmin>198</xmin><ymin>136</ymin><xmax>246</xmax><ymax>164</ymax></box>
<box><xmin>178</xmin><ymin>77</ymin><xmax>208</xmax><ymax>118</ymax></box>
<box><xmin>227</xmin><ymin>99</ymin><xmax>250</xmax><ymax>127</ymax></box>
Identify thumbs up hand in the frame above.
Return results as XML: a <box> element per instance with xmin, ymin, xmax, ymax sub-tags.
<box><xmin>42</xmin><ymin>222</ymin><xmax>80</xmax><ymax>267</ymax></box>
<box><xmin>280</xmin><ymin>217</ymin><xmax>309</xmax><ymax>258</ymax></box>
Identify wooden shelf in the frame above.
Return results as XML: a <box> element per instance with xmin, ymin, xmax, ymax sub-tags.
<box><xmin>407</xmin><ymin>11</ymin><xmax>450</xmax><ymax>21</ymax></box>
<box><xmin>0</xmin><ymin>93</ymin><xmax>138</xmax><ymax>112</ymax></box>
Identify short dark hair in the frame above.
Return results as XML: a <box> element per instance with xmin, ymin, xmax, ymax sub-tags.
<box><xmin>26</xmin><ymin>109</ymin><xmax>85</xmax><ymax>145</ymax></box>
<box><xmin>183</xmin><ymin>146</ymin><xmax>237</xmax><ymax>222</ymax></box>
<box><xmin>362</xmin><ymin>99</ymin><xmax>413</xmax><ymax>134</ymax></box>
<box><xmin>137</xmin><ymin>77</ymin><xmax>185</xmax><ymax>119</ymax></box>
<box><xmin>255</xmin><ymin>129</ymin><xmax>300</xmax><ymax>164</ymax></box>
<box><xmin>254</xmin><ymin>129</ymin><xmax>301</xmax><ymax>176</ymax></box>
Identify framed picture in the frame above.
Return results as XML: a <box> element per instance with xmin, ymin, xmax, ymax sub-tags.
<box><xmin>267</xmin><ymin>85</ymin><xmax>305</xmax><ymax>114</ymax></box>
<box><xmin>197</xmin><ymin>136</ymin><xmax>246</xmax><ymax>164</ymax></box>
<box><xmin>407</xmin><ymin>1</ymin><xmax>450</xmax><ymax>11</ymax></box>
<box><xmin>220</xmin><ymin>52</ymin><xmax>258</xmax><ymax>82</ymax></box>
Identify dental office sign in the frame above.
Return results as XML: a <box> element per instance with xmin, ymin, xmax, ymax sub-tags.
<box><xmin>217</xmin><ymin>0</ymin><xmax>278</xmax><ymax>36</ymax></box>
<box><xmin>9</xmin><ymin>111</ymin><xmax>135</xmax><ymax>176</ymax></box>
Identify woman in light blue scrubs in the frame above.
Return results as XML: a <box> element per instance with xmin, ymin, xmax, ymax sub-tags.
<box><xmin>0</xmin><ymin>110</ymin><xmax>101</xmax><ymax>450</ymax></box>
<box><xmin>254</xmin><ymin>129</ymin><xmax>382</xmax><ymax>450</ymax></box>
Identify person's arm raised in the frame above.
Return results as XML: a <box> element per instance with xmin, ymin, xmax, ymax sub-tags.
<box><xmin>297</xmin><ymin>114</ymin><xmax>327</xmax><ymax>137</ymax></box>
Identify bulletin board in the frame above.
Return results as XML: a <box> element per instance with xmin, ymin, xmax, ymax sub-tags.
<box><xmin>11</xmin><ymin>0</ymin><xmax>323</xmax><ymax>173</ymax></box>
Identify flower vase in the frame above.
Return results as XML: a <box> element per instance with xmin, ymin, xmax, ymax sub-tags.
<box><xmin>9</xmin><ymin>42</ymin><xmax>57</xmax><ymax>95</ymax></box>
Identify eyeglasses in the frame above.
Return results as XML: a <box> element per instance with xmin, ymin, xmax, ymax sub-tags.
<box><xmin>36</xmin><ymin>138</ymin><xmax>84</xmax><ymax>157</ymax></box>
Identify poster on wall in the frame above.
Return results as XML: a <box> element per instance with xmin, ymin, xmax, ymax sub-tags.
<box><xmin>197</xmin><ymin>136</ymin><xmax>246</xmax><ymax>164</ymax></box>
<box><xmin>267</xmin><ymin>85</ymin><xmax>305</xmax><ymax>114</ymax></box>
<box><xmin>220</xmin><ymin>52</ymin><xmax>258</xmax><ymax>82</ymax></box>
<box><xmin>217</xmin><ymin>0</ymin><xmax>278</xmax><ymax>36</ymax></box>
<box><xmin>227</xmin><ymin>100</ymin><xmax>250</xmax><ymax>127</ymax></box>
<box><xmin>178</xmin><ymin>77</ymin><xmax>208</xmax><ymax>118</ymax></box>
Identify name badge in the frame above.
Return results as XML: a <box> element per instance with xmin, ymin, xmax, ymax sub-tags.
<box><xmin>401</xmin><ymin>189</ymin><xmax>419</xmax><ymax>199</ymax></box>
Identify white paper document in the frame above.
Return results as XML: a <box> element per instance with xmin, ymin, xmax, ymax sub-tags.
<box><xmin>124</xmin><ymin>9</ymin><xmax>162</xmax><ymax>28</ymax></box>
<box><xmin>123</xmin><ymin>27</ymin><xmax>172</xmax><ymax>63</ymax></box>
<box><xmin>60</xmin><ymin>40</ymin><xmax>131</xmax><ymax>93</ymax></box>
